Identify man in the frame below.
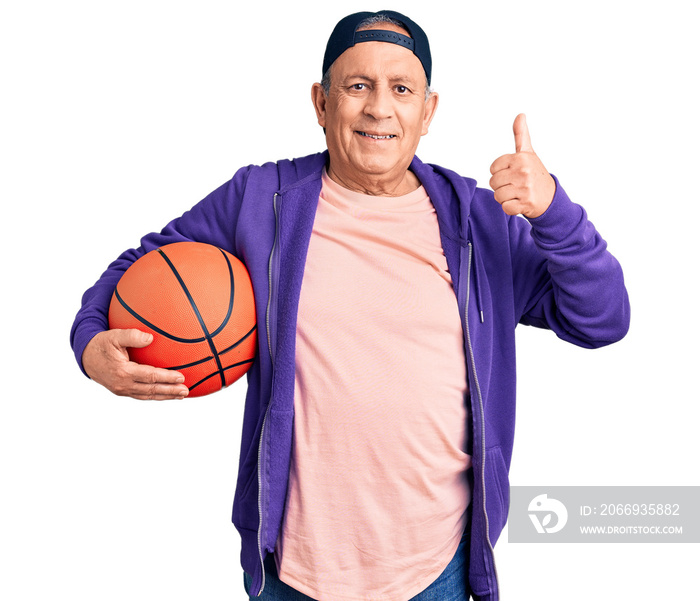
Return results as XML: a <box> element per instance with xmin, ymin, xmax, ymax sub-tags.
<box><xmin>70</xmin><ymin>10</ymin><xmax>630</xmax><ymax>601</ymax></box>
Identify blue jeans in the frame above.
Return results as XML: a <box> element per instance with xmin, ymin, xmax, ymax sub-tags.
<box><xmin>243</xmin><ymin>530</ymin><xmax>474</xmax><ymax>601</ymax></box>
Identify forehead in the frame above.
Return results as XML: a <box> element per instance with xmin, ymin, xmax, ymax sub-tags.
<box><xmin>332</xmin><ymin>24</ymin><xmax>425</xmax><ymax>82</ymax></box>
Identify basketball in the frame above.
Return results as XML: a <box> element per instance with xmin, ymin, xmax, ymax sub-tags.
<box><xmin>108</xmin><ymin>241</ymin><xmax>257</xmax><ymax>397</ymax></box>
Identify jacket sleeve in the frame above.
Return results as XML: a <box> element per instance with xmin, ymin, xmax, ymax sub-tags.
<box><xmin>508</xmin><ymin>175</ymin><xmax>630</xmax><ymax>348</ymax></box>
<box><xmin>69</xmin><ymin>166</ymin><xmax>252</xmax><ymax>376</ymax></box>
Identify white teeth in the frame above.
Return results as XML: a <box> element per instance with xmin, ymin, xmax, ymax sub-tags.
<box><xmin>358</xmin><ymin>132</ymin><xmax>395</xmax><ymax>139</ymax></box>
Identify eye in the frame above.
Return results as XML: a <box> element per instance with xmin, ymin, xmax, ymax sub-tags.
<box><xmin>394</xmin><ymin>84</ymin><xmax>416</xmax><ymax>96</ymax></box>
<box><xmin>350</xmin><ymin>83</ymin><xmax>367</xmax><ymax>91</ymax></box>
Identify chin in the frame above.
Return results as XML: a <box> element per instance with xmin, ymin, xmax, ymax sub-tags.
<box><xmin>352</xmin><ymin>153</ymin><xmax>401</xmax><ymax>177</ymax></box>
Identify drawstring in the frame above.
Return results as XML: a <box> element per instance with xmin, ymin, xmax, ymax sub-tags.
<box><xmin>473</xmin><ymin>244</ymin><xmax>485</xmax><ymax>324</ymax></box>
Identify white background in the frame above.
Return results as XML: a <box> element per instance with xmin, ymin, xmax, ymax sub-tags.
<box><xmin>2</xmin><ymin>0</ymin><xmax>698</xmax><ymax>599</ymax></box>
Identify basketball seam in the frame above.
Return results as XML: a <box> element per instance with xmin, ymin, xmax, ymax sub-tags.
<box><xmin>166</xmin><ymin>355</ymin><xmax>215</xmax><ymax>371</ymax></box>
<box><xmin>114</xmin><ymin>288</ymin><xmax>208</xmax><ymax>344</ymax></box>
<box><xmin>167</xmin><ymin>324</ymin><xmax>257</xmax><ymax>385</ymax></box>
<box><xmin>188</xmin><ymin>358</ymin><xmax>256</xmax><ymax>392</ymax></box>
<box><xmin>219</xmin><ymin>324</ymin><xmax>257</xmax><ymax>356</ymax></box>
<box><xmin>157</xmin><ymin>247</ymin><xmax>227</xmax><ymax>389</ymax></box>
<box><xmin>209</xmin><ymin>247</ymin><xmax>236</xmax><ymax>338</ymax></box>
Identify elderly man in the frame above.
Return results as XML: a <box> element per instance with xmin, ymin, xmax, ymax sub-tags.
<box><xmin>70</xmin><ymin>10</ymin><xmax>629</xmax><ymax>601</ymax></box>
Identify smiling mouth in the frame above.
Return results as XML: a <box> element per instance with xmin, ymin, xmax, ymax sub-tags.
<box><xmin>357</xmin><ymin>131</ymin><xmax>396</xmax><ymax>140</ymax></box>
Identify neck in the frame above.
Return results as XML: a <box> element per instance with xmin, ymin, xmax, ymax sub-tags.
<box><xmin>326</xmin><ymin>164</ymin><xmax>421</xmax><ymax>197</ymax></box>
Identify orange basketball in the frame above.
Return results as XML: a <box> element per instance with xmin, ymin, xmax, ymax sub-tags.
<box><xmin>108</xmin><ymin>241</ymin><xmax>257</xmax><ymax>397</ymax></box>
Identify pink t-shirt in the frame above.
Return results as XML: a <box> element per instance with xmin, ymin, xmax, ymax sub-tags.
<box><xmin>275</xmin><ymin>170</ymin><xmax>471</xmax><ymax>601</ymax></box>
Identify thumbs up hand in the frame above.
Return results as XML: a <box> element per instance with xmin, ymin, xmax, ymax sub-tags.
<box><xmin>489</xmin><ymin>114</ymin><xmax>556</xmax><ymax>218</ymax></box>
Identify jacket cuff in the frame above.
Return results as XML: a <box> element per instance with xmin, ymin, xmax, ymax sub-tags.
<box><xmin>525</xmin><ymin>174</ymin><xmax>586</xmax><ymax>246</ymax></box>
<box><xmin>71</xmin><ymin>318</ymin><xmax>107</xmax><ymax>378</ymax></box>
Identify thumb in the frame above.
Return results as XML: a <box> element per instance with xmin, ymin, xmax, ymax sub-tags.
<box><xmin>513</xmin><ymin>113</ymin><xmax>533</xmax><ymax>153</ymax></box>
<box><xmin>116</xmin><ymin>328</ymin><xmax>154</xmax><ymax>349</ymax></box>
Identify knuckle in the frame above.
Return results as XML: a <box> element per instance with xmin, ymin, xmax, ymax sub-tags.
<box><xmin>114</xmin><ymin>367</ymin><xmax>131</xmax><ymax>383</ymax></box>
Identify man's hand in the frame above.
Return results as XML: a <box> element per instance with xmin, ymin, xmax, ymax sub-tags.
<box><xmin>82</xmin><ymin>329</ymin><xmax>189</xmax><ymax>400</ymax></box>
<box><xmin>489</xmin><ymin>113</ymin><xmax>556</xmax><ymax>218</ymax></box>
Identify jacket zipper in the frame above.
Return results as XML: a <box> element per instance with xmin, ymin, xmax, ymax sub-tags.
<box><xmin>464</xmin><ymin>241</ymin><xmax>500</xmax><ymax>598</ymax></box>
<box><xmin>265</xmin><ymin>193</ymin><xmax>281</xmax><ymax>364</ymax></box>
<box><xmin>255</xmin><ymin>192</ymin><xmax>282</xmax><ymax>596</ymax></box>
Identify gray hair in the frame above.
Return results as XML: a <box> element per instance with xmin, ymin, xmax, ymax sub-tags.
<box><xmin>320</xmin><ymin>16</ymin><xmax>434</xmax><ymax>101</ymax></box>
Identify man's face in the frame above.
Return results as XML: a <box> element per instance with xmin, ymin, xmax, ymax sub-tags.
<box><xmin>312</xmin><ymin>24</ymin><xmax>438</xmax><ymax>193</ymax></box>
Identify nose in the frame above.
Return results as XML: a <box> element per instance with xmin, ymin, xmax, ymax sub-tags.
<box><xmin>363</xmin><ymin>86</ymin><xmax>393</xmax><ymax>121</ymax></box>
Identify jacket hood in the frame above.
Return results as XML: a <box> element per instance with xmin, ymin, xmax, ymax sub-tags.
<box><xmin>410</xmin><ymin>155</ymin><xmax>477</xmax><ymax>245</ymax></box>
<box><xmin>410</xmin><ymin>155</ymin><xmax>485</xmax><ymax>321</ymax></box>
<box><xmin>275</xmin><ymin>151</ymin><xmax>477</xmax><ymax>244</ymax></box>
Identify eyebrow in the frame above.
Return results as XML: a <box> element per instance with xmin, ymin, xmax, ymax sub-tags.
<box><xmin>341</xmin><ymin>73</ymin><xmax>421</xmax><ymax>86</ymax></box>
<box><xmin>341</xmin><ymin>74</ymin><xmax>374</xmax><ymax>83</ymax></box>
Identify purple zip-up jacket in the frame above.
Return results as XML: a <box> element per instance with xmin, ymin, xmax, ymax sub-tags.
<box><xmin>70</xmin><ymin>150</ymin><xmax>629</xmax><ymax>600</ymax></box>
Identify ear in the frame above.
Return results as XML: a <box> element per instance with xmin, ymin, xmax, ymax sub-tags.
<box><xmin>421</xmin><ymin>91</ymin><xmax>439</xmax><ymax>136</ymax></box>
<box><xmin>311</xmin><ymin>83</ymin><xmax>328</xmax><ymax>128</ymax></box>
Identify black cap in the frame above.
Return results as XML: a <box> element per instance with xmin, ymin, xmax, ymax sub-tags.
<box><xmin>322</xmin><ymin>10</ymin><xmax>432</xmax><ymax>85</ymax></box>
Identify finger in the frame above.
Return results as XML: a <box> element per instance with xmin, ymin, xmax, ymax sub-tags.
<box><xmin>489</xmin><ymin>153</ymin><xmax>514</xmax><ymax>176</ymax></box>
<box><xmin>131</xmin><ymin>363</ymin><xmax>186</xmax><ymax>385</ymax></box>
<box><xmin>499</xmin><ymin>199</ymin><xmax>523</xmax><ymax>216</ymax></box>
<box><xmin>109</xmin><ymin>376</ymin><xmax>189</xmax><ymax>400</ymax></box>
<box><xmin>513</xmin><ymin>113</ymin><xmax>533</xmax><ymax>153</ymax></box>
<box><xmin>131</xmin><ymin>384</ymin><xmax>190</xmax><ymax>401</ymax></box>
<box><xmin>115</xmin><ymin>328</ymin><xmax>154</xmax><ymax>350</ymax></box>
<box><xmin>123</xmin><ymin>364</ymin><xmax>189</xmax><ymax>400</ymax></box>
<box><xmin>131</xmin><ymin>387</ymin><xmax>189</xmax><ymax>401</ymax></box>
<box><xmin>489</xmin><ymin>169</ymin><xmax>515</xmax><ymax>192</ymax></box>
<box><xmin>493</xmin><ymin>184</ymin><xmax>519</xmax><ymax>206</ymax></box>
